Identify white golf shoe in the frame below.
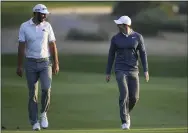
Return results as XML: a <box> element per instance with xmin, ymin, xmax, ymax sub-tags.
<box><xmin>121</xmin><ymin>123</ymin><xmax>130</xmax><ymax>130</ymax></box>
<box><xmin>121</xmin><ymin>114</ymin><xmax>131</xmax><ymax>130</ymax></box>
<box><xmin>40</xmin><ymin>112</ymin><xmax>49</xmax><ymax>129</ymax></box>
<box><xmin>127</xmin><ymin>114</ymin><xmax>131</xmax><ymax>127</ymax></box>
<box><xmin>32</xmin><ymin>122</ymin><xmax>41</xmax><ymax>131</ymax></box>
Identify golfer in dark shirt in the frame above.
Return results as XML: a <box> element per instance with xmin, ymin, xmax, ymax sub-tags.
<box><xmin>105</xmin><ymin>15</ymin><xmax>149</xmax><ymax>130</ymax></box>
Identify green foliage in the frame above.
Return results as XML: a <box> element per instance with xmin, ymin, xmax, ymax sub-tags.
<box><xmin>132</xmin><ymin>7</ymin><xmax>167</xmax><ymax>36</ymax></box>
<box><xmin>132</xmin><ymin>6</ymin><xmax>187</xmax><ymax>35</ymax></box>
<box><xmin>134</xmin><ymin>7</ymin><xmax>168</xmax><ymax>24</ymax></box>
<box><xmin>132</xmin><ymin>22</ymin><xmax>160</xmax><ymax>36</ymax></box>
<box><xmin>1</xmin><ymin>1</ymin><xmax>114</xmax><ymax>28</ymax></box>
<box><xmin>113</xmin><ymin>2</ymin><xmax>186</xmax><ymax>35</ymax></box>
<box><xmin>161</xmin><ymin>17</ymin><xmax>187</xmax><ymax>32</ymax></box>
<box><xmin>112</xmin><ymin>1</ymin><xmax>161</xmax><ymax>18</ymax></box>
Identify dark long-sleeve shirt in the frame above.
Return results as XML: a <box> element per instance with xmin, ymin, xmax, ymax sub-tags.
<box><xmin>106</xmin><ymin>31</ymin><xmax>148</xmax><ymax>75</ymax></box>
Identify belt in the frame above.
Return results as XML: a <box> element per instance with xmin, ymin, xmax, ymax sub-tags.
<box><xmin>26</xmin><ymin>57</ymin><xmax>49</xmax><ymax>62</ymax></box>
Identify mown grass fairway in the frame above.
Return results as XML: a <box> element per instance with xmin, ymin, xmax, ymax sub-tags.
<box><xmin>1</xmin><ymin>54</ymin><xmax>187</xmax><ymax>133</ymax></box>
<box><xmin>1</xmin><ymin>128</ymin><xmax>188</xmax><ymax>133</ymax></box>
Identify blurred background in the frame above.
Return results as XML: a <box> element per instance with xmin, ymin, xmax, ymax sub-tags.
<box><xmin>1</xmin><ymin>1</ymin><xmax>187</xmax><ymax>131</ymax></box>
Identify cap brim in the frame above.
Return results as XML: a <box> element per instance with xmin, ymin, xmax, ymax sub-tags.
<box><xmin>114</xmin><ymin>20</ymin><xmax>123</xmax><ymax>24</ymax></box>
<box><xmin>40</xmin><ymin>10</ymin><xmax>50</xmax><ymax>14</ymax></box>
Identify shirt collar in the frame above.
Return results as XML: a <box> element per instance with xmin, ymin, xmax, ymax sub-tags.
<box><xmin>122</xmin><ymin>32</ymin><xmax>128</xmax><ymax>37</ymax></box>
<box><xmin>29</xmin><ymin>18</ymin><xmax>35</xmax><ymax>25</ymax></box>
<box><xmin>122</xmin><ymin>29</ymin><xmax>133</xmax><ymax>37</ymax></box>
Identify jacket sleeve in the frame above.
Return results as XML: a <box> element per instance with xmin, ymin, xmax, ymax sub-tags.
<box><xmin>137</xmin><ymin>34</ymin><xmax>148</xmax><ymax>72</ymax></box>
<box><xmin>106</xmin><ymin>36</ymin><xmax>116</xmax><ymax>75</ymax></box>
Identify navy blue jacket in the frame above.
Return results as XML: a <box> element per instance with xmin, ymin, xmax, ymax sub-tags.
<box><xmin>106</xmin><ymin>31</ymin><xmax>148</xmax><ymax>74</ymax></box>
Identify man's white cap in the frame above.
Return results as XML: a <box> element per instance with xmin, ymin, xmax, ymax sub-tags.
<box><xmin>114</xmin><ymin>16</ymin><xmax>131</xmax><ymax>26</ymax></box>
<box><xmin>33</xmin><ymin>4</ymin><xmax>50</xmax><ymax>14</ymax></box>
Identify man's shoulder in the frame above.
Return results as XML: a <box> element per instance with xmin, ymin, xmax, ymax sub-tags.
<box><xmin>114</xmin><ymin>32</ymin><xmax>121</xmax><ymax>37</ymax></box>
<box><xmin>132</xmin><ymin>31</ymin><xmax>143</xmax><ymax>38</ymax></box>
<box><xmin>20</xmin><ymin>19</ymin><xmax>31</xmax><ymax>28</ymax></box>
<box><xmin>112</xmin><ymin>32</ymin><xmax>121</xmax><ymax>40</ymax></box>
<box><xmin>132</xmin><ymin>31</ymin><xmax>145</xmax><ymax>44</ymax></box>
<box><xmin>20</xmin><ymin>20</ymin><xmax>29</xmax><ymax>26</ymax></box>
<box><xmin>43</xmin><ymin>21</ymin><xmax>52</xmax><ymax>27</ymax></box>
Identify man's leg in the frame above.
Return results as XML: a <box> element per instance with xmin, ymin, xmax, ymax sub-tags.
<box><xmin>38</xmin><ymin>60</ymin><xmax>52</xmax><ymax>128</ymax></box>
<box><xmin>25</xmin><ymin>60</ymin><xmax>39</xmax><ymax>126</ymax></box>
<box><xmin>115</xmin><ymin>71</ymin><xmax>129</xmax><ymax>124</ymax></box>
<box><xmin>39</xmin><ymin>60</ymin><xmax>52</xmax><ymax>113</ymax></box>
<box><xmin>127</xmin><ymin>72</ymin><xmax>139</xmax><ymax>113</ymax></box>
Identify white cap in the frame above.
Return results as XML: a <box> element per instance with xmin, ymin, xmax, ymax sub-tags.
<box><xmin>114</xmin><ymin>16</ymin><xmax>131</xmax><ymax>26</ymax></box>
<box><xmin>33</xmin><ymin>4</ymin><xmax>50</xmax><ymax>14</ymax></box>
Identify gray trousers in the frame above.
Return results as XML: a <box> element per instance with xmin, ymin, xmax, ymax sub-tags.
<box><xmin>115</xmin><ymin>71</ymin><xmax>139</xmax><ymax>124</ymax></box>
<box><xmin>25</xmin><ymin>58</ymin><xmax>52</xmax><ymax>125</ymax></box>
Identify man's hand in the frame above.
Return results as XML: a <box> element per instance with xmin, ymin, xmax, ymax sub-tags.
<box><xmin>52</xmin><ymin>63</ymin><xmax>59</xmax><ymax>75</ymax></box>
<box><xmin>16</xmin><ymin>67</ymin><xmax>23</xmax><ymax>77</ymax></box>
<box><xmin>106</xmin><ymin>75</ymin><xmax>111</xmax><ymax>82</ymax></box>
<box><xmin>144</xmin><ymin>71</ymin><xmax>149</xmax><ymax>82</ymax></box>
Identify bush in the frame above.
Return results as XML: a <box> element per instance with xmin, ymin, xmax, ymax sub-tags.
<box><xmin>65</xmin><ymin>28</ymin><xmax>109</xmax><ymax>41</ymax></box>
<box><xmin>132</xmin><ymin>7</ymin><xmax>167</xmax><ymax>36</ymax></box>
<box><xmin>132</xmin><ymin>5</ymin><xmax>187</xmax><ymax>35</ymax></box>
<box><xmin>132</xmin><ymin>22</ymin><xmax>160</xmax><ymax>36</ymax></box>
<box><xmin>160</xmin><ymin>17</ymin><xmax>187</xmax><ymax>32</ymax></box>
<box><xmin>111</xmin><ymin>1</ymin><xmax>161</xmax><ymax>18</ymax></box>
<box><xmin>176</xmin><ymin>1</ymin><xmax>187</xmax><ymax>15</ymax></box>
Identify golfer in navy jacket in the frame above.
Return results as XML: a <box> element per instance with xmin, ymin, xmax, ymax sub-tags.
<box><xmin>106</xmin><ymin>16</ymin><xmax>149</xmax><ymax>130</ymax></box>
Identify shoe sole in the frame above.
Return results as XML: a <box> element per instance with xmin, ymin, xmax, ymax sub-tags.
<box><xmin>33</xmin><ymin>128</ymin><xmax>40</xmax><ymax>131</ymax></box>
<box><xmin>40</xmin><ymin>122</ymin><xmax>48</xmax><ymax>129</ymax></box>
<box><xmin>122</xmin><ymin>127</ymin><xmax>130</xmax><ymax>130</ymax></box>
<box><xmin>122</xmin><ymin>128</ymin><xmax>130</xmax><ymax>130</ymax></box>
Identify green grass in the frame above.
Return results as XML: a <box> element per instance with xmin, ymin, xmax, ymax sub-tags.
<box><xmin>1</xmin><ymin>128</ymin><xmax>188</xmax><ymax>133</ymax></box>
<box><xmin>1</xmin><ymin>70</ymin><xmax>187</xmax><ymax>132</ymax></box>
<box><xmin>1</xmin><ymin>54</ymin><xmax>187</xmax><ymax>132</ymax></box>
<box><xmin>1</xmin><ymin>54</ymin><xmax>187</xmax><ymax>77</ymax></box>
<box><xmin>1</xmin><ymin>1</ymin><xmax>114</xmax><ymax>28</ymax></box>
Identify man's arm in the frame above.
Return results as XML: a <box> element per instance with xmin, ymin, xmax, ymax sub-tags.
<box><xmin>137</xmin><ymin>34</ymin><xmax>148</xmax><ymax>72</ymax></box>
<box><xmin>48</xmin><ymin>23</ymin><xmax>59</xmax><ymax>74</ymax></box>
<box><xmin>137</xmin><ymin>34</ymin><xmax>149</xmax><ymax>82</ymax></box>
<box><xmin>17</xmin><ymin>42</ymin><xmax>26</xmax><ymax>68</ymax></box>
<box><xmin>16</xmin><ymin>24</ymin><xmax>26</xmax><ymax>77</ymax></box>
<box><xmin>106</xmin><ymin>36</ymin><xmax>116</xmax><ymax>82</ymax></box>
<box><xmin>49</xmin><ymin>41</ymin><xmax>59</xmax><ymax>64</ymax></box>
<box><xmin>16</xmin><ymin>42</ymin><xmax>25</xmax><ymax>77</ymax></box>
<box><xmin>49</xmin><ymin>41</ymin><xmax>59</xmax><ymax>74</ymax></box>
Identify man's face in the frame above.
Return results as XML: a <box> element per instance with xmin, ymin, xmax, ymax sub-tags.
<box><xmin>117</xmin><ymin>24</ymin><xmax>130</xmax><ymax>34</ymax></box>
<box><xmin>35</xmin><ymin>12</ymin><xmax>47</xmax><ymax>22</ymax></box>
